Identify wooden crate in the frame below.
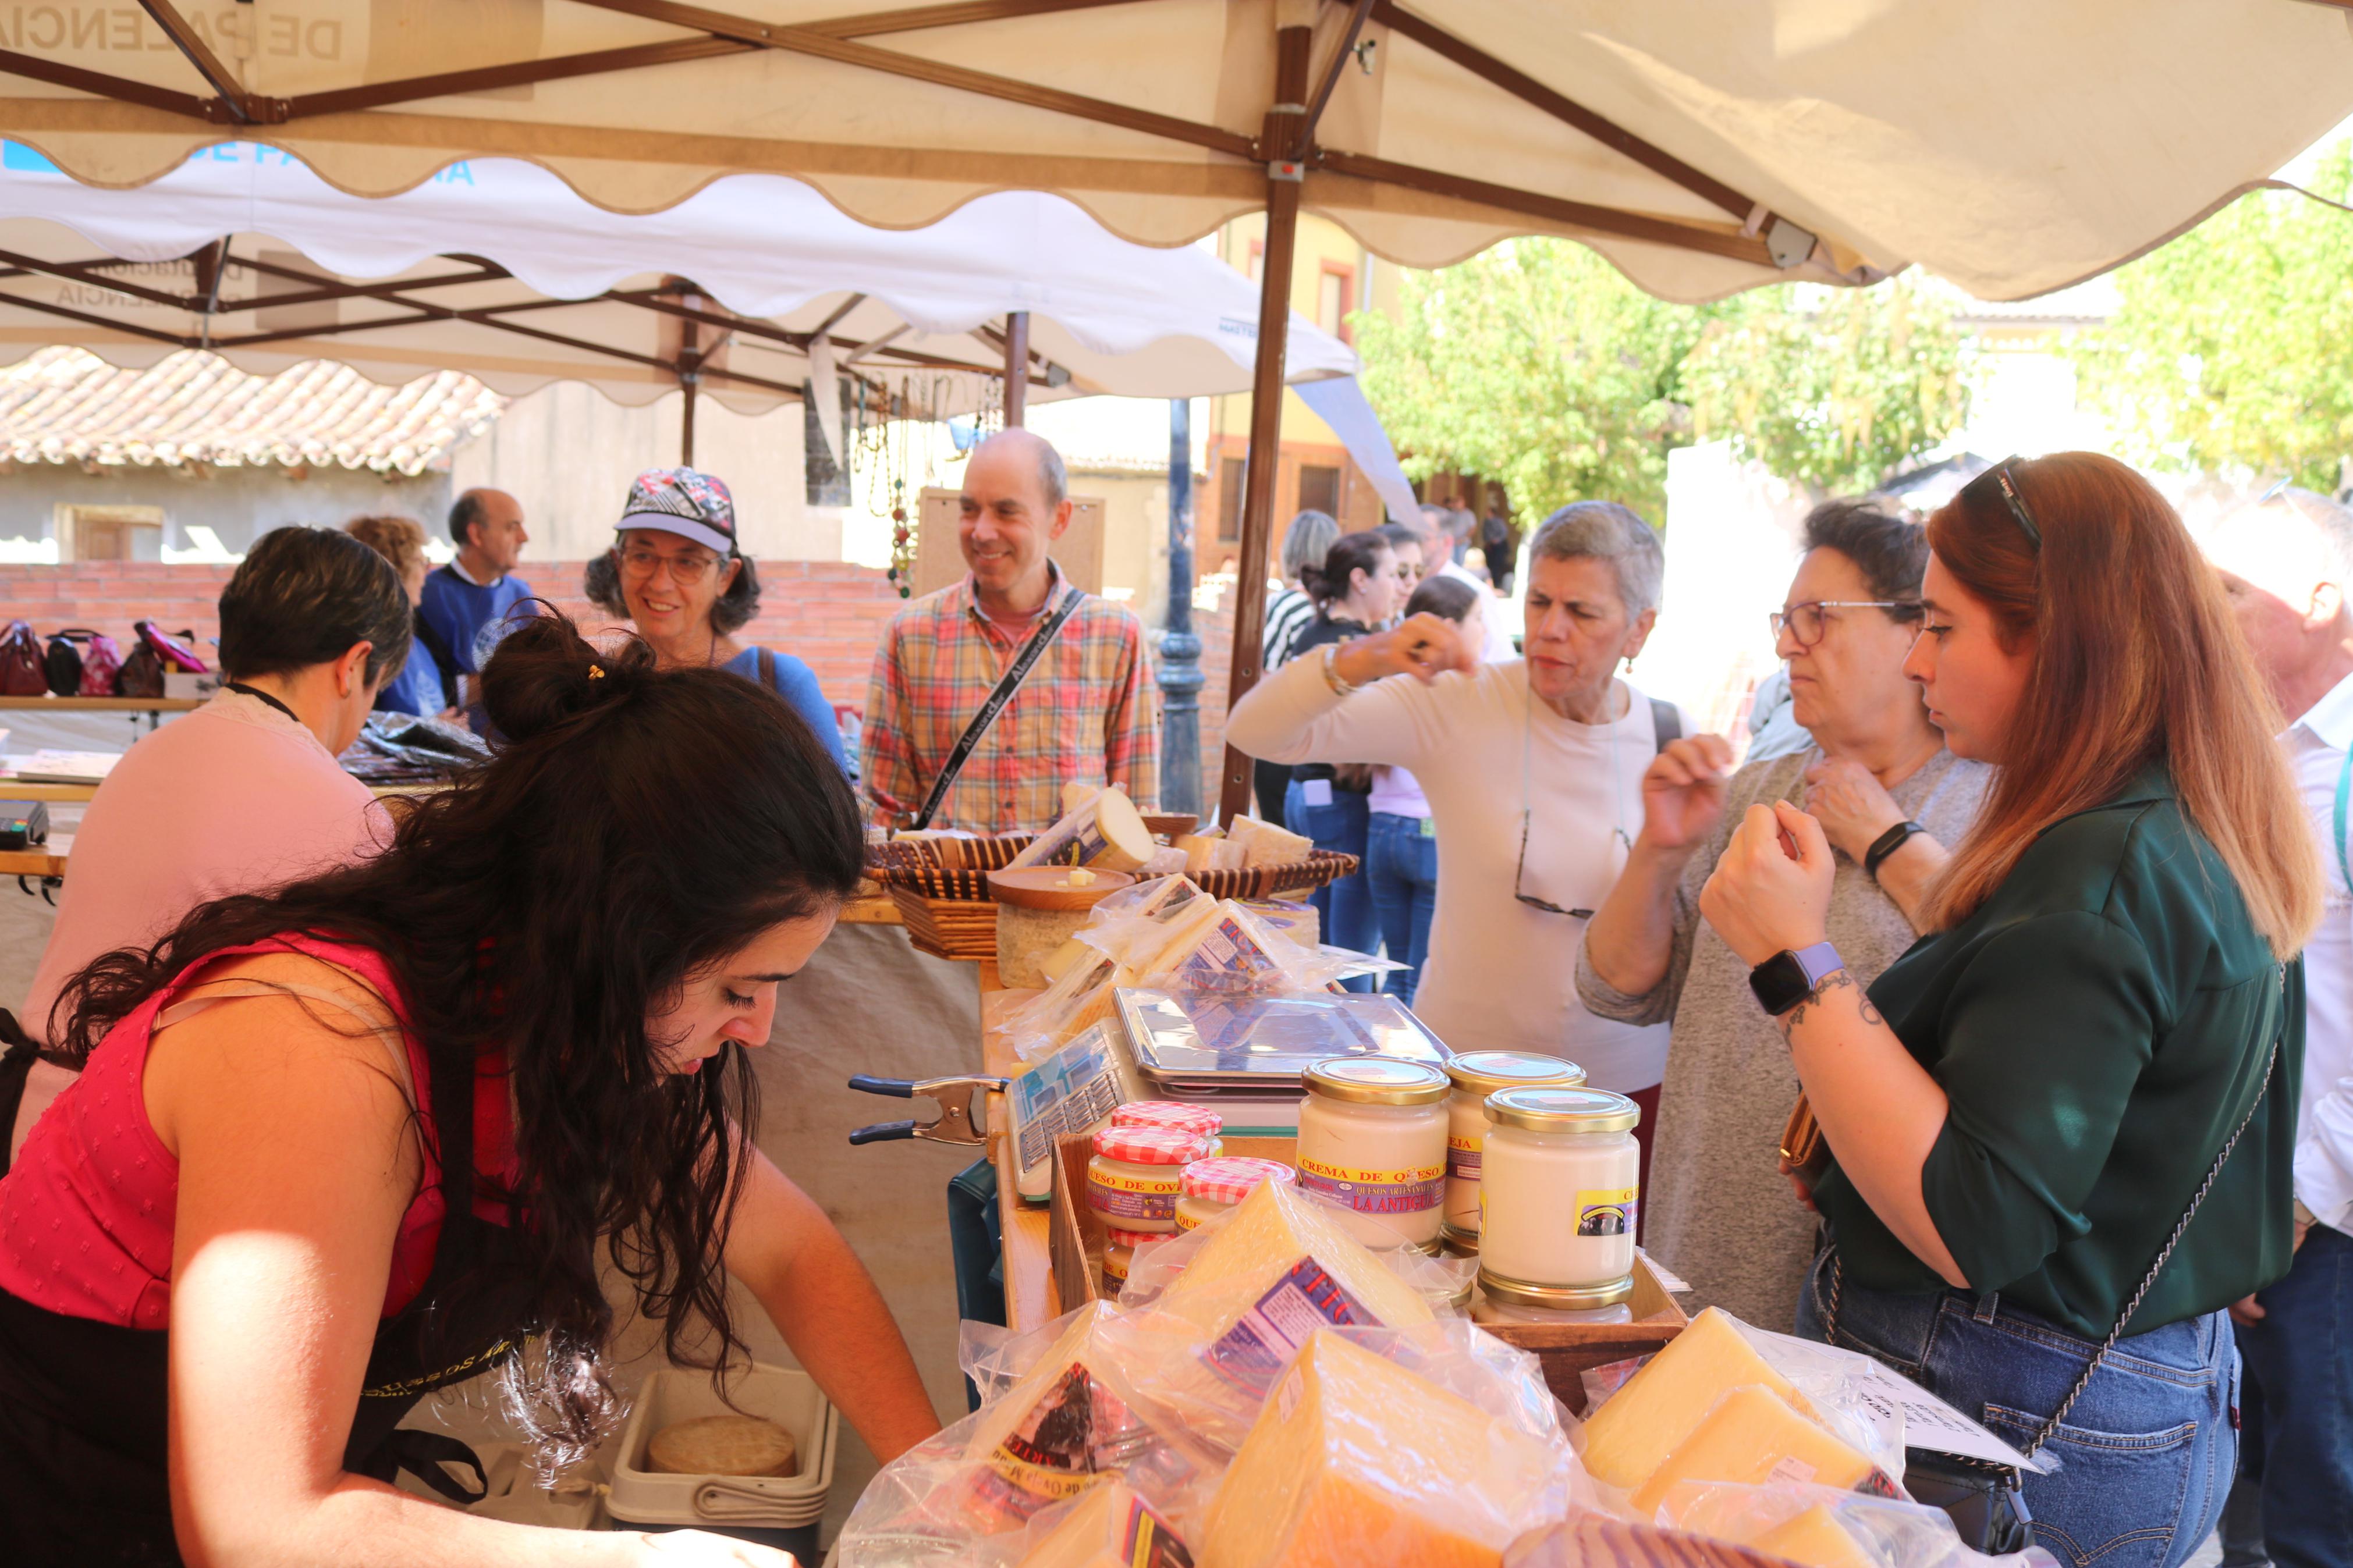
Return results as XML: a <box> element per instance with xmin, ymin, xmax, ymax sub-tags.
<box><xmin>1045</xmin><ymin>1130</ymin><xmax>1685</xmax><ymax>1415</ymax></box>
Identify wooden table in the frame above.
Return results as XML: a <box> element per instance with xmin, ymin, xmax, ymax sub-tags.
<box><xmin>0</xmin><ymin>833</ymin><xmax>69</xmax><ymax>880</ymax></box>
<box><xmin>0</xmin><ymin>695</ymin><xmax>202</xmax><ymax>732</ymax></box>
<box><xmin>979</xmin><ymin>987</ymin><xmax>1057</xmax><ymax>1332</ymax></box>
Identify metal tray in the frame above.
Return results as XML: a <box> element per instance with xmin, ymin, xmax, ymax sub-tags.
<box><xmin>1113</xmin><ymin>986</ymin><xmax>1450</xmax><ymax>1093</ymax></box>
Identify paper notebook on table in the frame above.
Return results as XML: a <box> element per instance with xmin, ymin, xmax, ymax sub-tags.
<box><xmin>11</xmin><ymin>751</ymin><xmax>120</xmax><ymax>784</ymax></box>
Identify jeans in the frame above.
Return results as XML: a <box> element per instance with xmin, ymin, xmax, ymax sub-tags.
<box><xmin>2224</xmin><ymin>1222</ymin><xmax>2353</xmax><ymax>1568</ymax></box>
<box><xmin>1284</xmin><ymin>779</ymin><xmax>1375</xmax><ymax>993</ymax></box>
<box><xmin>1366</xmin><ymin>812</ymin><xmax>1439</xmax><ymax>1007</ymax></box>
<box><xmin>1798</xmin><ymin>1247</ymin><xmax>2237</xmax><ymax>1568</ymax></box>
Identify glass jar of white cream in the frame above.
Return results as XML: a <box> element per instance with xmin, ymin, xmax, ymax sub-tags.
<box><xmin>1440</xmin><ymin>1050</ymin><xmax>1584</xmax><ymax>1247</ymax></box>
<box><xmin>1477</xmin><ymin>1085</ymin><xmax>1641</xmax><ymax>1290</ymax></box>
<box><xmin>1471</xmin><ymin>1270</ymin><xmax>1635</xmax><ymax>1325</ymax></box>
<box><xmin>1087</xmin><ymin>1125</ymin><xmax>1211</xmax><ymax>1233</ymax></box>
<box><xmin>1295</xmin><ymin>1057</ymin><xmax>1450</xmax><ymax>1250</ymax></box>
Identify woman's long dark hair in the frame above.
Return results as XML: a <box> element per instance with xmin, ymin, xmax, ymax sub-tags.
<box><xmin>52</xmin><ymin>611</ymin><xmax>864</xmax><ymax>1462</ymax></box>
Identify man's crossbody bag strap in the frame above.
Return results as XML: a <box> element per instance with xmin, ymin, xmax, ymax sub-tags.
<box><xmin>911</xmin><ymin>591</ymin><xmax>1086</xmax><ymax>830</ymax></box>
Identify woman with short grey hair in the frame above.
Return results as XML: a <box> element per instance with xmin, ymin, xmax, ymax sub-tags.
<box><xmin>1228</xmin><ymin>499</ymin><xmax>1686</xmax><ymax>1175</ymax></box>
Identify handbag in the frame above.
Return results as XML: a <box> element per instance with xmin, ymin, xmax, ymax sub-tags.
<box><xmin>1818</xmin><ymin>962</ymin><xmax>2288</xmax><ymax>1552</ymax></box>
<box><xmin>0</xmin><ymin>620</ymin><xmax>47</xmax><ymax>696</ymax></box>
<box><xmin>115</xmin><ymin>622</ymin><xmax>206</xmax><ymax>699</ymax></box>
<box><xmin>77</xmin><ymin>632</ymin><xmax>123</xmax><ymax>697</ymax></box>
<box><xmin>41</xmin><ymin>629</ymin><xmax>92</xmax><ymax>698</ymax></box>
<box><xmin>133</xmin><ymin>621</ymin><xmax>208</xmax><ymax>673</ymax></box>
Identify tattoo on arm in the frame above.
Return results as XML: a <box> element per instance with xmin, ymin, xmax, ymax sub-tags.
<box><xmin>1779</xmin><ymin>968</ymin><xmax>1883</xmax><ymax>1039</ymax></box>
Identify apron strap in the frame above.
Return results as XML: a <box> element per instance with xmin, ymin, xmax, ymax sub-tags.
<box><xmin>0</xmin><ymin>1009</ymin><xmax>44</xmax><ymax>1181</ymax></box>
<box><xmin>354</xmin><ymin>1427</ymin><xmax>490</xmax><ymax>1505</ymax></box>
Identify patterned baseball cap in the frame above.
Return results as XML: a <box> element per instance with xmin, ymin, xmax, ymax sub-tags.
<box><xmin>616</xmin><ymin>467</ymin><xmax>737</xmax><ymax>556</ymax></box>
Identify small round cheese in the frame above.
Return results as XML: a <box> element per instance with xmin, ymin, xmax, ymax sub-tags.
<box><xmin>647</xmin><ymin>1414</ymin><xmax>799</xmax><ymax>1478</ymax></box>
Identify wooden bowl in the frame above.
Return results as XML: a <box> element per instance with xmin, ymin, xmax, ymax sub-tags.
<box><xmin>986</xmin><ymin>866</ymin><xmax>1137</xmax><ymax>911</ymax></box>
<box><xmin>1142</xmin><ymin>813</ymin><xmax>1199</xmax><ymax>838</ymax></box>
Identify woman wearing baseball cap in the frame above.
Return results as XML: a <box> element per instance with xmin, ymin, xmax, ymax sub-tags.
<box><xmin>585</xmin><ymin>467</ymin><xmax>846</xmax><ymax>771</ymax></box>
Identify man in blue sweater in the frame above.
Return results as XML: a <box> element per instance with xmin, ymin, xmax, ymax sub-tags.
<box><xmin>417</xmin><ymin>487</ymin><xmax>535</xmax><ymax>709</ymax></box>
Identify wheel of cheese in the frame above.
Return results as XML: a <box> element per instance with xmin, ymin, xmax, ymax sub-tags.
<box><xmin>647</xmin><ymin>1414</ymin><xmax>799</xmax><ymax>1478</ymax></box>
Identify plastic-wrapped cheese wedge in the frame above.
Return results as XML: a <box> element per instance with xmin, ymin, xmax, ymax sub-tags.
<box><xmin>1580</xmin><ymin>1307</ymin><xmax>1812</xmax><ymax>1491</ymax></box>
<box><xmin>1156</xmin><ymin>1179</ymin><xmax>1434</xmax><ymax>1339</ymax></box>
<box><xmin>1019</xmin><ymin>1479</ymin><xmax>1196</xmax><ymax>1568</ymax></box>
<box><xmin>1747</xmin><ymin>1505</ymin><xmax>1879</xmax><ymax>1568</ymax></box>
<box><xmin>1628</xmin><ymin>1385</ymin><xmax>1875</xmax><ymax>1518</ymax></box>
<box><xmin>1199</xmin><ymin>1331</ymin><xmax>1557</xmax><ymax>1568</ymax></box>
<box><xmin>960</xmin><ymin>1305</ymin><xmax>1187</xmax><ymax>1530</ymax></box>
<box><xmin>1227</xmin><ymin>815</ymin><xmax>1314</xmax><ymax>869</ymax></box>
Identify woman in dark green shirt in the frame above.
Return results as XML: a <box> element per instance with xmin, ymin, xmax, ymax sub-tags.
<box><xmin>1701</xmin><ymin>452</ymin><xmax>2320</xmax><ymax>1567</ymax></box>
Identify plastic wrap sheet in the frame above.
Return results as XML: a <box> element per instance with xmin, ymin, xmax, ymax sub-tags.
<box><xmin>1654</xmin><ymin>1480</ymin><xmax>2062</xmax><ymax>1568</ymax></box>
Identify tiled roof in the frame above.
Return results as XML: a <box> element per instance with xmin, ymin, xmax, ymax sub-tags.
<box><xmin>0</xmin><ymin>347</ymin><xmax>506</xmax><ymax>477</ymax></box>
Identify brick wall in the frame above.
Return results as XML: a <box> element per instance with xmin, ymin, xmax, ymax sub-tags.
<box><xmin>0</xmin><ymin>561</ymin><xmax>1259</xmax><ymax>804</ymax></box>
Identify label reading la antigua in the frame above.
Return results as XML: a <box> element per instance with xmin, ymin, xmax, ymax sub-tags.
<box><xmin>1296</xmin><ymin>1154</ymin><xmax>1445</xmax><ymax>1216</ymax></box>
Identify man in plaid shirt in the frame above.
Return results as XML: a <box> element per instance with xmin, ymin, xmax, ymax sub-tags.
<box><xmin>861</xmin><ymin>428</ymin><xmax>1159</xmax><ymax>831</ymax></box>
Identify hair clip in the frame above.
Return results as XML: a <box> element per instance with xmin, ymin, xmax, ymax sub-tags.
<box><xmin>588</xmin><ymin>664</ymin><xmax>606</xmax><ymax>680</ymax></box>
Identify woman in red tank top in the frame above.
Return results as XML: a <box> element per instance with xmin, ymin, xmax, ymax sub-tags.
<box><xmin>0</xmin><ymin>613</ymin><xmax>940</xmax><ymax>1568</ymax></box>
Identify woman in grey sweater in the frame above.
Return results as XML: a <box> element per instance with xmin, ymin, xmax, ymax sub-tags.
<box><xmin>1577</xmin><ymin>500</ymin><xmax>1990</xmax><ymax>1328</ymax></box>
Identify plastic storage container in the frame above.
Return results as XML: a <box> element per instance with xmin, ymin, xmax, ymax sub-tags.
<box><xmin>1172</xmin><ymin>1155</ymin><xmax>1296</xmax><ymax>1232</ymax></box>
<box><xmin>1294</xmin><ymin>1057</ymin><xmax>1450</xmax><ymax>1250</ymax></box>
<box><xmin>1440</xmin><ymin>1050</ymin><xmax>1585</xmax><ymax>1245</ymax></box>
<box><xmin>1478</xmin><ymin>1085</ymin><xmax>1641</xmax><ymax>1289</ymax></box>
<box><xmin>1085</xmin><ymin>1125</ymin><xmax>1212</xmax><ymax>1233</ymax></box>
<box><xmin>606</xmin><ymin>1363</ymin><xmax>839</xmax><ymax>1546</ymax></box>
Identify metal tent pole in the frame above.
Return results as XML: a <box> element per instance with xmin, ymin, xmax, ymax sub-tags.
<box><xmin>1003</xmin><ymin>310</ymin><xmax>1030</xmax><ymax>426</ymax></box>
<box><xmin>1158</xmin><ymin>396</ymin><xmax>1202</xmax><ymax>815</ymax></box>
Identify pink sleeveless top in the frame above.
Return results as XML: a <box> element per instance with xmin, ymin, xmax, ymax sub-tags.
<box><xmin>0</xmin><ymin>936</ymin><xmax>515</xmax><ymax>1329</ymax></box>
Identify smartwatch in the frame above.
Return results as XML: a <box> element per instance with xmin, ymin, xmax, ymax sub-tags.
<box><xmin>1864</xmin><ymin>820</ymin><xmax>1925</xmax><ymax>881</ymax></box>
<box><xmin>1749</xmin><ymin>941</ymin><xmax>1846</xmax><ymax>1017</ymax></box>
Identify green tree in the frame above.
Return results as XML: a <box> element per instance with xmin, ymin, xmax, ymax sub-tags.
<box><xmin>2071</xmin><ymin>143</ymin><xmax>2353</xmax><ymax>490</ymax></box>
<box><xmin>1680</xmin><ymin>277</ymin><xmax>1971</xmax><ymax>497</ymax></box>
<box><xmin>1354</xmin><ymin>239</ymin><xmax>1968</xmax><ymax>521</ymax></box>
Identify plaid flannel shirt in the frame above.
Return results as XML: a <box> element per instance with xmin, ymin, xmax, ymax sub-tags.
<box><xmin>860</xmin><ymin>564</ymin><xmax>1159</xmax><ymax>833</ymax></box>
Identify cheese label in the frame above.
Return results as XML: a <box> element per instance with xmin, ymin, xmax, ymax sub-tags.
<box><xmin>1576</xmin><ymin>1186</ymin><xmax>1638</xmax><ymax>1237</ymax></box>
<box><xmin>1201</xmin><ymin>1259</ymin><xmax>1376</xmax><ymax>1396</ymax></box>
<box><xmin>1296</xmin><ymin>1154</ymin><xmax>1446</xmax><ymax>1217</ymax></box>
<box><xmin>968</xmin><ymin>1363</ymin><xmax>1136</xmax><ymax>1525</ymax></box>
<box><xmin>1766</xmin><ymin>1455</ymin><xmax>1819</xmax><ymax>1486</ymax></box>
<box><xmin>1087</xmin><ymin>1171</ymin><xmax>1179</xmax><ymax>1223</ymax></box>
<box><xmin>1115</xmin><ymin>1494</ymin><xmax>1195</xmax><ymax>1568</ymax></box>
<box><xmin>1446</xmin><ymin>1134</ymin><xmax>1483</xmax><ymax>1182</ymax></box>
<box><xmin>1173</xmin><ymin>914</ymin><xmax>1282</xmax><ymax>994</ymax></box>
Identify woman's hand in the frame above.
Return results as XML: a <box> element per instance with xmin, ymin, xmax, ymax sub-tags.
<box><xmin>1699</xmin><ymin>800</ymin><xmax>1836</xmax><ymax>965</ymax></box>
<box><xmin>1803</xmin><ymin>756</ymin><xmax>1907</xmax><ymax>863</ymax></box>
<box><xmin>1777</xmin><ymin>1154</ymin><xmax>1819</xmax><ymax>1215</ymax></box>
<box><xmin>1329</xmin><ymin>613</ymin><xmax>1477</xmax><ymax>688</ymax></box>
<box><xmin>634</xmin><ymin>1530</ymin><xmax>799</xmax><ymax>1565</ymax></box>
<box><xmin>1639</xmin><ymin>735</ymin><xmax>1735</xmax><ymax>854</ymax></box>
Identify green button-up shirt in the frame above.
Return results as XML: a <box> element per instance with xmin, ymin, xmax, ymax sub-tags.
<box><xmin>1816</xmin><ymin>767</ymin><xmax>2304</xmax><ymax>1339</ymax></box>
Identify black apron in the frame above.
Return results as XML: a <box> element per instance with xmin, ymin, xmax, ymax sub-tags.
<box><xmin>0</xmin><ymin>1005</ymin><xmax>534</xmax><ymax>1568</ymax></box>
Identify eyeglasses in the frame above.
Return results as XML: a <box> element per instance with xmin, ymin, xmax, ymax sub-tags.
<box><xmin>1768</xmin><ymin>600</ymin><xmax>1923</xmax><ymax>648</ymax></box>
<box><xmin>1514</xmin><ymin>809</ymin><xmax>1594</xmax><ymax>919</ymax></box>
<box><xmin>1962</xmin><ymin>458</ymin><xmax>2042</xmax><ymax>550</ymax></box>
<box><xmin>619</xmin><ymin>547</ymin><xmax>723</xmax><ymax>585</ymax></box>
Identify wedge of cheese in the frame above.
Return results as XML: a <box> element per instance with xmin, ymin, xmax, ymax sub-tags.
<box><xmin>1628</xmin><ymin>1385</ymin><xmax>1875</xmax><ymax>1517</ymax></box>
<box><xmin>1748</xmin><ymin>1505</ymin><xmax>1880</xmax><ymax>1568</ymax></box>
<box><xmin>963</xmin><ymin>1306</ymin><xmax>1168</xmax><ymax>1530</ymax></box>
<box><xmin>1580</xmin><ymin>1307</ymin><xmax>1811</xmax><ymax>1490</ymax></box>
<box><xmin>1228</xmin><ymin>815</ymin><xmax>1314</xmax><ymax>869</ymax></box>
<box><xmin>1145</xmin><ymin>901</ymin><xmax>1286</xmax><ymax>995</ymax></box>
<box><xmin>1156</xmin><ymin>1178</ymin><xmax>1433</xmax><ymax>1341</ymax></box>
<box><xmin>1020</xmin><ymin>1479</ymin><xmax>1195</xmax><ymax>1568</ymax></box>
<box><xmin>1199</xmin><ymin>1331</ymin><xmax>1556</xmax><ymax>1568</ymax></box>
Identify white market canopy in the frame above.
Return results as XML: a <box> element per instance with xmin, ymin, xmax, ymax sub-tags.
<box><xmin>0</xmin><ymin>137</ymin><xmax>1361</xmax><ymax>415</ymax></box>
<box><xmin>1</xmin><ymin>1</ymin><xmax>2350</xmax><ymax>303</ymax></box>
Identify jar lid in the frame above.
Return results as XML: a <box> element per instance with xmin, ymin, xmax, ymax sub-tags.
<box><xmin>1445</xmin><ymin>1050</ymin><xmax>1587</xmax><ymax>1095</ymax></box>
<box><xmin>1477</xmin><ymin>1269</ymin><xmax>1635</xmax><ymax>1311</ymax></box>
<box><xmin>1303</xmin><ymin>1057</ymin><xmax>1450</xmax><ymax>1106</ymax></box>
<box><xmin>1092</xmin><ymin>1125</ymin><xmax>1211</xmax><ymax>1165</ymax></box>
<box><xmin>1438</xmin><ymin>1222</ymin><xmax>1481</xmax><ymax>1257</ymax></box>
<box><xmin>1484</xmin><ymin>1085</ymin><xmax>1640</xmax><ymax>1133</ymax></box>
<box><xmin>1181</xmin><ymin>1155</ymin><xmax>1296</xmax><ymax>1204</ymax></box>
<box><xmin>1114</xmin><ymin>1100</ymin><xmax>1225</xmax><ymax>1137</ymax></box>
<box><xmin>1103</xmin><ymin>1226</ymin><xmax>1159</xmax><ymax>1248</ymax></box>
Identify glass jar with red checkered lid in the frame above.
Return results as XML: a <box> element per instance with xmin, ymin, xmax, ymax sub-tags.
<box><xmin>1173</xmin><ymin>1155</ymin><xmax>1296</xmax><ymax>1233</ymax></box>
<box><xmin>1085</xmin><ymin>1125</ymin><xmax>1211</xmax><ymax>1233</ymax></box>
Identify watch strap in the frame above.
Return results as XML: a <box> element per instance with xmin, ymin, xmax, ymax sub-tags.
<box><xmin>1789</xmin><ymin>941</ymin><xmax>1843</xmax><ymax>989</ymax></box>
<box><xmin>1864</xmin><ymin>820</ymin><xmax>1924</xmax><ymax>880</ymax></box>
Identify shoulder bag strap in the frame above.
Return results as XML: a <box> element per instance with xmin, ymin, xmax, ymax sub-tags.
<box><xmin>1830</xmin><ymin>962</ymin><xmax>2289</xmax><ymax>1462</ymax></box>
<box><xmin>758</xmin><ymin>646</ymin><xmax>781</xmax><ymax>695</ymax></box>
<box><xmin>1649</xmin><ymin>695</ymin><xmax>1682</xmax><ymax>752</ymax></box>
<box><xmin>2333</xmin><ymin>744</ymin><xmax>2350</xmax><ymax>893</ymax></box>
<box><xmin>410</xmin><ymin>607</ymin><xmax>462</xmax><ymax>710</ymax></box>
<box><xmin>911</xmin><ymin>589</ymin><xmax>1086</xmax><ymax>830</ymax></box>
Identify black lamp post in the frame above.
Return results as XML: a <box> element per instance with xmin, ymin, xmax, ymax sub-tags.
<box><xmin>1157</xmin><ymin>397</ymin><xmax>1202</xmax><ymax>815</ymax></box>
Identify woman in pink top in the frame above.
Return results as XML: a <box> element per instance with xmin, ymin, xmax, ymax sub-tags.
<box><xmin>6</xmin><ymin>526</ymin><xmax>403</xmax><ymax>1161</ymax></box>
<box><xmin>0</xmin><ymin>613</ymin><xmax>940</xmax><ymax>1567</ymax></box>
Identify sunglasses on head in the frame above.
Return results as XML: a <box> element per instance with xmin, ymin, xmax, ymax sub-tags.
<box><xmin>1961</xmin><ymin>458</ymin><xmax>2042</xmax><ymax>550</ymax></box>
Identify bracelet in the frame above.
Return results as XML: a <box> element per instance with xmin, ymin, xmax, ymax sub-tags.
<box><xmin>1864</xmin><ymin>819</ymin><xmax>1925</xmax><ymax>881</ymax></box>
<box><xmin>1319</xmin><ymin>642</ymin><xmax>1360</xmax><ymax>698</ymax></box>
